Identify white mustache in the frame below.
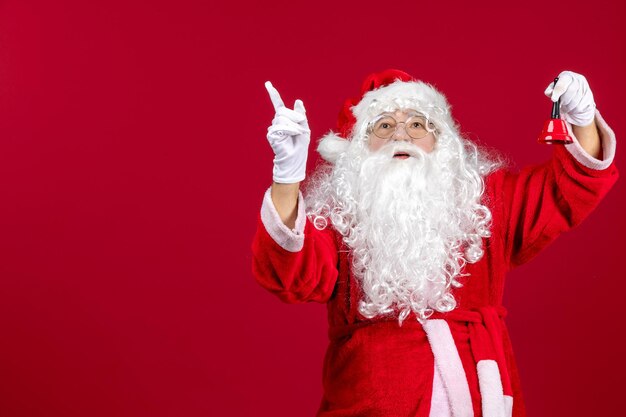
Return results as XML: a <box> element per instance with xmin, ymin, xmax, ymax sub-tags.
<box><xmin>376</xmin><ymin>142</ymin><xmax>427</xmax><ymax>159</ymax></box>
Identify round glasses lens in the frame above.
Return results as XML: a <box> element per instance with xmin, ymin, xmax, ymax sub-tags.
<box><xmin>371</xmin><ymin>115</ymin><xmax>433</xmax><ymax>139</ymax></box>
<box><xmin>372</xmin><ymin>116</ymin><xmax>397</xmax><ymax>139</ymax></box>
<box><xmin>405</xmin><ymin>116</ymin><xmax>429</xmax><ymax>139</ymax></box>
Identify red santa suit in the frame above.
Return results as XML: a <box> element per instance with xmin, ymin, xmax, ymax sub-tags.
<box><xmin>252</xmin><ymin>107</ymin><xmax>618</xmax><ymax>417</ymax></box>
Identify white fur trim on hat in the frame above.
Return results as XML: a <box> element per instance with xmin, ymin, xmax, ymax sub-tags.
<box><xmin>351</xmin><ymin>80</ymin><xmax>454</xmax><ymax>139</ymax></box>
<box><xmin>317</xmin><ymin>132</ymin><xmax>350</xmax><ymax>163</ymax></box>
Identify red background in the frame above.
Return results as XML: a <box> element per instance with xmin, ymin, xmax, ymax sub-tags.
<box><xmin>1</xmin><ymin>1</ymin><xmax>625</xmax><ymax>416</ymax></box>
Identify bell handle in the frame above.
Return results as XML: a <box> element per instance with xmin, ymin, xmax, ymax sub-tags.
<box><xmin>551</xmin><ymin>77</ymin><xmax>560</xmax><ymax>119</ymax></box>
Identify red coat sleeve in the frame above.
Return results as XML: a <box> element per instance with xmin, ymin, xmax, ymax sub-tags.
<box><xmin>251</xmin><ymin>201</ymin><xmax>340</xmax><ymax>304</ymax></box>
<box><xmin>495</xmin><ymin>142</ymin><xmax>618</xmax><ymax>268</ymax></box>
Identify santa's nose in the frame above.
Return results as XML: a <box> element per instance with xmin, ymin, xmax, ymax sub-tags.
<box><xmin>391</xmin><ymin>126</ymin><xmax>411</xmax><ymax>141</ymax></box>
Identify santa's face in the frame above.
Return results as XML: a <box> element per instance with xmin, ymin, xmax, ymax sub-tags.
<box><xmin>367</xmin><ymin>109</ymin><xmax>437</xmax><ymax>154</ymax></box>
<box><xmin>305</xmin><ymin>114</ymin><xmax>496</xmax><ymax>324</ymax></box>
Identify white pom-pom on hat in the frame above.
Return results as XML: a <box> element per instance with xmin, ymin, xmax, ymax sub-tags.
<box><xmin>317</xmin><ymin>132</ymin><xmax>350</xmax><ymax>163</ymax></box>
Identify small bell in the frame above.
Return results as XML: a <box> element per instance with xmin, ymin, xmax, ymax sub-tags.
<box><xmin>538</xmin><ymin>77</ymin><xmax>573</xmax><ymax>145</ymax></box>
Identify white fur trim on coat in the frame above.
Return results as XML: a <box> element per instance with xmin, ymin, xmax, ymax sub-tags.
<box><xmin>564</xmin><ymin>110</ymin><xmax>616</xmax><ymax>170</ymax></box>
<box><xmin>476</xmin><ymin>360</ymin><xmax>510</xmax><ymax>417</ymax></box>
<box><xmin>423</xmin><ymin>319</ymin><xmax>474</xmax><ymax>417</ymax></box>
<box><xmin>430</xmin><ymin>360</ymin><xmax>453</xmax><ymax>417</ymax></box>
<box><xmin>260</xmin><ymin>187</ymin><xmax>306</xmax><ymax>252</ymax></box>
<box><xmin>504</xmin><ymin>396</ymin><xmax>513</xmax><ymax>417</ymax></box>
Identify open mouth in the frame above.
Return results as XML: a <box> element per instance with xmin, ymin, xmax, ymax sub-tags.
<box><xmin>393</xmin><ymin>152</ymin><xmax>411</xmax><ymax>159</ymax></box>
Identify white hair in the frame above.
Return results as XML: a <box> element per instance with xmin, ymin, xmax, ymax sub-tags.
<box><xmin>305</xmin><ymin>104</ymin><xmax>503</xmax><ymax>325</ymax></box>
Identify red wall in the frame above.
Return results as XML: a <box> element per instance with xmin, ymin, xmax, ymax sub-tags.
<box><xmin>1</xmin><ymin>1</ymin><xmax>624</xmax><ymax>416</ymax></box>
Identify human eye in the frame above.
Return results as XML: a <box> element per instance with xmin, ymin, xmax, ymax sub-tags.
<box><xmin>375</xmin><ymin>117</ymin><xmax>395</xmax><ymax>129</ymax></box>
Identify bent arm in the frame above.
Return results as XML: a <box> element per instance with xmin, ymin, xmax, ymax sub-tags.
<box><xmin>572</xmin><ymin>119</ymin><xmax>601</xmax><ymax>159</ymax></box>
<box><xmin>252</xmin><ymin>187</ymin><xmax>339</xmax><ymax>304</ymax></box>
<box><xmin>271</xmin><ymin>182</ymin><xmax>300</xmax><ymax>229</ymax></box>
<box><xmin>501</xmin><ymin>110</ymin><xmax>618</xmax><ymax>267</ymax></box>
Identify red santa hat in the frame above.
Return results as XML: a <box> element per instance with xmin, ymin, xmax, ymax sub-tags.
<box><xmin>317</xmin><ymin>69</ymin><xmax>454</xmax><ymax>163</ymax></box>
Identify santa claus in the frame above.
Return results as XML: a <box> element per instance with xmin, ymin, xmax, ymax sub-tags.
<box><xmin>251</xmin><ymin>69</ymin><xmax>618</xmax><ymax>417</ymax></box>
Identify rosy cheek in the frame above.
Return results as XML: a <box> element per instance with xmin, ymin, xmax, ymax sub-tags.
<box><xmin>368</xmin><ymin>137</ymin><xmax>384</xmax><ymax>152</ymax></box>
<box><xmin>418</xmin><ymin>144</ymin><xmax>431</xmax><ymax>153</ymax></box>
<box><xmin>415</xmin><ymin>135</ymin><xmax>436</xmax><ymax>153</ymax></box>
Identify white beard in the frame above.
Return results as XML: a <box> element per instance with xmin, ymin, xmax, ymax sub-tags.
<box><xmin>305</xmin><ymin>132</ymin><xmax>499</xmax><ymax>325</ymax></box>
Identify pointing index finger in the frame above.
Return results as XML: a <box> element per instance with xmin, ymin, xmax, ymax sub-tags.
<box><xmin>265</xmin><ymin>81</ymin><xmax>285</xmax><ymax>111</ymax></box>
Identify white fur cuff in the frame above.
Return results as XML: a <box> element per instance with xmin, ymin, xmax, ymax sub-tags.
<box><xmin>565</xmin><ymin>110</ymin><xmax>616</xmax><ymax>170</ymax></box>
<box><xmin>260</xmin><ymin>187</ymin><xmax>306</xmax><ymax>252</ymax></box>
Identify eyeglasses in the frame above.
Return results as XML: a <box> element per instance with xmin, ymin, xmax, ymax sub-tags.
<box><xmin>369</xmin><ymin>113</ymin><xmax>436</xmax><ymax>140</ymax></box>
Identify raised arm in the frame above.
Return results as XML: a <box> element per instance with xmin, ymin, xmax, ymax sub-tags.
<box><xmin>264</xmin><ymin>81</ymin><xmax>310</xmax><ymax>229</ymax></box>
<box><xmin>571</xmin><ymin>122</ymin><xmax>601</xmax><ymax>159</ymax></box>
<box><xmin>252</xmin><ymin>82</ymin><xmax>339</xmax><ymax>304</ymax></box>
<box><xmin>500</xmin><ymin>71</ymin><xmax>618</xmax><ymax>267</ymax></box>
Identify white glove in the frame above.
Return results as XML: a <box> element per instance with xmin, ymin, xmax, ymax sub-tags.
<box><xmin>544</xmin><ymin>70</ymin><xmax>596</xmax><ymax>126</ymax></box>
<box><xmin>265</xmin><ymin>81</ymin><xmax>310</xmax><ymax>183</ymax></box>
